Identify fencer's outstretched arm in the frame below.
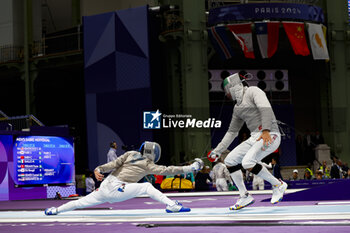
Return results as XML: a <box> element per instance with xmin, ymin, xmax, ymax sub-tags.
<box><xmin>147</xmin><ymin>159</ymin><xmax>203</xmax><ymax>175</ymax></box>
<box><xmin>146</xmin><ymin>163</ymin><xmax>189</xmax><ymax>176</ymax></box>
<box><xmin>213</xmin><ymin>114</ymin><xmax>244</xmax><ymax>155</ymax></box>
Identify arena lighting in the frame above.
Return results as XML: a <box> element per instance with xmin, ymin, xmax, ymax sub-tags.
<box><xmin>349</xmin><ymin>0</ymin><xmax>350</xmax><ymax>24</ymax></box>
<box><xmin>275</xmin><ymin>70</ymin><xmax>284</xmax><ymax>80</ymax></box>
<box><xmin>257</xmin><ymin>70</ymin><xmax>266</xmax><ymax>80</ymax></box>
<box><xmin>275</xmin><ymin>81</ymin><xmax>285</xmax><ymax>91</ymax></box>
<box><xmin>258</xmin><ymin>81</ymin><xmax>267</xmax><ymax>90</ymax></box>
<box><xmin>208</xmin><ymin>69</ymin><xmax>289</xmax><ymax>92</ymax></box>
<box><xmin>148</xmin><ymin>5</ymin><xmax>177</xmax><ymax>12</ymax></box>
<box><xmin>274</xmin><ymin>70</ymin><xmax>285</xmax><ymax>91</ymax></box>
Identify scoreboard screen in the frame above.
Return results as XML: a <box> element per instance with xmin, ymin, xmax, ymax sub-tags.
<box><xmin>13</xmin><ymin>136</ymin><xmax>75</xmax><ymax>186</ymax></box>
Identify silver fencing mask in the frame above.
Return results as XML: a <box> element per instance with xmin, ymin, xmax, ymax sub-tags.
<box><xmin>139</xmin><ymin>141</ymin><xmax>161</xmax><ymax>163</ymax></box>
<box><xmin>223</xmin><ymin>73</ymin><xmax>244</xmax><ymax>105</ymax></box>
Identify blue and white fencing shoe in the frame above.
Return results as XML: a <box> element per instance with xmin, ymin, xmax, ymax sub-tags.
<box><xmin>166</xmin><ymin>201</ymin><xmax>191</xmax><ymax>213</ymax></box>
<box><xmin>45</xmin><ymin>207</ymin><xmax>58</xmax><ymax>215</ymax></box>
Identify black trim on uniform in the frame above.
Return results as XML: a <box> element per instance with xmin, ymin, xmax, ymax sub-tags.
<box><xmin>250</xmin><ymin>163</ymin><xmax>263</xmax><ymax>175</ymax></box>
<box><xmin>228</xmin><ymin>164</ymin><xmax>243</xmax><ymax>173</ymax></box>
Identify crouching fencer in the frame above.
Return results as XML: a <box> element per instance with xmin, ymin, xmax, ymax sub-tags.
<box><xmin>45</xmin><ymin>141</ymin><xmax>204</xmax><ymax>215</ymax></box>
<box><xmin>209</xmin><ymin>73</ymin><xmax>288</xmax><ymax>210</ymax></box>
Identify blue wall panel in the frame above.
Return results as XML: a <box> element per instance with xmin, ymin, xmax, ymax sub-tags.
<box><xmin>84</xmin><ymin>6</ymin><xmax>152</xmax><ymax>169</ymax></box>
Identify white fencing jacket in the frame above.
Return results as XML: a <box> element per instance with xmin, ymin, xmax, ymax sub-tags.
<box><xmin>214</xmin><ymin>86</ymin><xmax>280</xmax><ymax>154</ymax></box>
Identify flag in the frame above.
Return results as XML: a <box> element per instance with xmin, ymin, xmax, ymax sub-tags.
<box><xmin>207</xmin><ymin>26</ymin><xmax>235</xmax><ymax>60</ymax></box>
<box><xmin>322</xmin><ymin>25</ymin><xmax>330</xmax><ymax>62</ymax></box>
<box><xmin>255</xmin><ymin>21</ymin><xmax>280</xmax><ymax>59</ymax></box>
<box><xmin>306</xmin><ymin>23</ymin><xmax>329</xmax><ymax>60</ymax></box>
<box><xmin>228</xmin><ymin>23</ymin><xmax>255</xmax><ymax>59</ymax></box>
<box><xmin>322</xmin><ymin>25</ymin><xmax>327</xmax><ymax>44</ymax></box>
<box><xmin>283</xmin><ymin>22</ymin><xmax>310</xmax><ymax>56</ymax></box>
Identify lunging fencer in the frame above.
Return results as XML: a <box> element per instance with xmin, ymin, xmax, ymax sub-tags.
<box><xmin>209</xmin><ymin>73</ymin><xmax>288</xmax><ymax>210</ymax></box>
<box><xmin>45</xmin><ymin>141</ymin><xmax>204</xmax><ymax>215</ymax></box>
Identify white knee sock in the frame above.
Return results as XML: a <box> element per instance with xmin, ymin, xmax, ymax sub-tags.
<box><xmin>257</xmin><ymin>166</ymin><xmax>280</xmax><ymax>186</ymax></box>
<box><xmin>230</xmin><ymin>170</ymin><xmax>248</xmax><ymax>197</ymax></box>
<box><xmin>146</xmin><ymin>184</ymin><xmax>175</xmax><ymax>206</ymax></box>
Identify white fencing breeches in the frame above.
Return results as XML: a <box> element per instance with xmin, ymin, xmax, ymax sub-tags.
<box><xmin>57</xmin><ymin>176</ymin><xmax>174</xmax><ymax>213</ymax></box>
<box><xmin>215</xmin><ymin>178</ymin><xmax>229</xmax><ymax>191</ymax></box>
<box><xmin>224</xmin><ymin>132</ymin><xmax>281</xmax><ymax>169</ymax></box>
<box><xmin>252</xmin><ymin>175</ymin><xmax>265</xmax><ymax>190</ymax></box>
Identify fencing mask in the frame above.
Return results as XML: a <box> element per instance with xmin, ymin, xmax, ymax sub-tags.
<box><xmin>223</xmin><ymin>73</ymin><xmax>246</xmax><ymax>105</ymax></box>
<box><xmin>139</xmin><ymin>141</ymin><xmax>161</xmax><ymax>163</ymax></box>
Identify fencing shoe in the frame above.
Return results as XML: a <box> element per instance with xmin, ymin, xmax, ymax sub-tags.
<box><xmin>166</xmin><ymin>201</ymin><xmax>191</xmax><ymax>213</ymax></box>
<box><xmin>271</xmin><ymin>180</ymin><xmax>288</xmax><ymax>204</ymax></box>
<box><xmin>229</xmin><ymin>193</ymin><xmax>255</xmax><ymax>210</ymax></box>
<box><xmin>45</xmin><ymin>207</ymin><xmax>58</xmax><ymax>215</ymax></box>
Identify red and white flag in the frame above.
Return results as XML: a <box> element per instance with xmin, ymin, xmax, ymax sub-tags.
<box><xmin>283</xmin><ymin>22</ymin><xmax>310</xmax><ymax>56</ymax></box>
<box><xmin>255</xmin><ymin>21</ymin><xmax>280</xmax><ymax>59</ymax></box>
<box><xmin>228</xmin><ymin>23</ymin><xmax>255</xmax><ymax>59</ymax></box>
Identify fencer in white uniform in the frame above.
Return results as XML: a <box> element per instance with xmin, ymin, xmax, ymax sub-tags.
<box><xmin>212</xmin><ymin>158</ymin><xmax>233</xmax><ymax>191</ymax></box>
<box><xmin>45</xmin><ymin>141</ymin><xmax>204</xmax><ymax>215</ymax></box>
<box><xmin>209</xmin><ymin>73</ymin><xmax>288</xmax><ymax>210</ymax></box>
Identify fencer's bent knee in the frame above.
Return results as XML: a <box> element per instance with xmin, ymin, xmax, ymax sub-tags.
<box><xmin>224</xmin><ymin>157</ymin><xmax>230</xmax><ymax>166</ymax></box>
<box><xmin>224</xmin><ymin>156</ymin><xmax>239</xmax><ymax>167</ymax></box>
<box><xmin>227</xmin><ymin>164</ymin><xmax>243</xmax><ymax>173</ymax></box>
<box><xmin>242</xmin><ymin>157</ymin><xmax>255</xmax><ymax>170</ymax></box>
<box><xmin>250</xmin><ymin>163</ymin><xmax>263</xmax><ymax>175</ymax></box>
<box><xmin>143</xmin><ymin>182</ymin><xmax>153</xmax><ymax>191</ymax></box>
